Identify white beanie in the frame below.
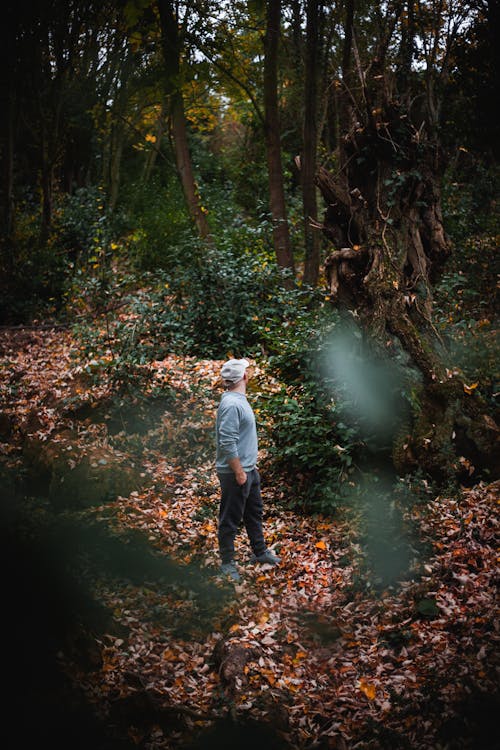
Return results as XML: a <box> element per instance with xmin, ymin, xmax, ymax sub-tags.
<box><xmin>220</xmin><ymin>358</ymin><xmax>250</xmax><ymax>383</ymax></box>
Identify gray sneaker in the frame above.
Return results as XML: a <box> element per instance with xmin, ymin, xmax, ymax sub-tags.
<box><xmin>220</xmin><ymin>561</ymin><xmax>241</xmax><ymax>581</ymax></box>
<box><xmin>252</xmin><ymin>550</ymin><xmax>281</xmax><ymax>566</ymax></box>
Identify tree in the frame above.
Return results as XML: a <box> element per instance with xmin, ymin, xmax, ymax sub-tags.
<box><xmin>442</xmin><ymin>0</ymin><xmax>500</xmax><ymax>161</ymax></box>
<box><xmin>300</xmin><ymin>0</ymin><xmax>321</xmax><ymax>285</ymax></box>
<box><xmin>1</xmin><ymin>0</ymin><xmax>129</xmax><ymax>236</ymax></box>
<box><xmin>2</xmin><ymin>1</ymin><xmax>98</xmax><ymax>237</ymax></box>
<box><xmin>313</xmin><ymin>0</ymin><xmax>499</xmax><ymax>480</ymax></box>
<box><xmin>263</xmin><ymin>0</ymin><xmax>295</xmax><ymax>272</ymax></box>
<box><xmin>156</xmin><ymin>0</ymin><xmax>211</xmax><ymax>240</ymax></box>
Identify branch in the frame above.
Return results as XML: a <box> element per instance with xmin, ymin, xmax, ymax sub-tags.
<box><xmin>191</xmin><ymin>40</ymin><xmax>265</xmax><ymax>127</ymax></box>
<box><xmin>315</xmin><ymin>165</ymin><xmax>352</xmax><ymax>215</ymax></box>
<box><xmin>108</xmin><ymin>107</ymin><xmax>172</xmax><ymax>164</ymax></box>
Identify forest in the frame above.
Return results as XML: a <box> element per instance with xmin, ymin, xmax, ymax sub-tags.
<box><xmin>0</xmin><ymin>1</ymin><xmax>498</xmax><ymax>749</ymax></box>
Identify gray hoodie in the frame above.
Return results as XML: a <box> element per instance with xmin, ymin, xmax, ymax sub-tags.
<box><xmin>215</xmin><ymin>391</ymin><xmax>258</xmax><ymax>473</ymax></box>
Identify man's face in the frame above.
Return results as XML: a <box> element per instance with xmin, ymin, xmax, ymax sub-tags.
<box><xmin>246</xmin><ymin>365</ymin><xmax>257</xmax><ymax>390</ymax></box>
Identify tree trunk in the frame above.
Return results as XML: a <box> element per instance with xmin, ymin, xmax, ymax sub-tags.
<box><xmin>3</xmin><ymin>85</ymin><xmax>15</xmax><ymax>240</ymax></box>
<box><xmin>263</xmin><ymin>0</ymin><xmax>294</xmax><ymax>272</ymax></box>
<box><xmin>142</xmin><ymin>104</ymin><xmax>167</xmax><ymax>183</ymax></box>
<box><xmin>170</xmin><ymin>93</ymin><xmax>210</xmax><ymax>240</ymax></box>
<box><xmin>109</xmin><ymin>120</ymin><xmax>125</xmax><ymax>213</ymax></box>
<box><xmin>40</xmin><ymin>136</ymin><xmax>53</xmax><ymax>240</ymax></box>
<box><xmin>301</xmin><ymin>0</ymin><xmax>320</xmax><ymax>286</ymax></box>
<box><xmin>157</xmin><ymin>0</ymin><xmax>211</xmax><ymax>242</ymax></box>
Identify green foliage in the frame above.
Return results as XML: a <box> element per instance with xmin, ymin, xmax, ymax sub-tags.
<box><xmin>436</xmin><ymin>163</ymin><xmax>500</xmax><ymax>401</ymax></box>
<box><xmin>69</xmin><ymin>236</ymin><xmax>300</xmax><ymax>392</ymax></box>
<box><xmin>442</xmin><ymin>162</ymin><xmax>500</xmax><ymax>245</ymax></box>
<box><xmin>139</xmin><ymin>242</ymin><xmax>297</xmax><ymax>359</ymax></box>
<box><xmin>253</xmin><ymin>306</ymin><xmax>356</xmax><ymax>513</ymax></box>
<box><xmin>383</xmin><ymin>169</ymin><xmax>423</xmax><ymax>209</ymax></box>
<box><xmin>68</xmin><ymin>260</ymin><xmax>158</xmax><ymax>395</ymax></box>
<box><xmin>215</xmin><ymin>120</ymin><xmax>270</xmax><ymax>217</ymax></box>
<box><xmin>0</xmin><ymin>193</ymin><xmax>69</xmax><ymax>323</ymax></box>
<box><xmin>0</xmin><ymin>186</ymin><xmax>128</xmax><ymax>324</ymax></box>
<box><xmin>53</xmin><ymin>186</ymin><xmax>118</xmax><ymax>262</ymax></box>
<box><xmin>72</xmin><ymin>311</ymin><xmax>156</xmax><ymax>396</ymax></box>
<box><xmin>118</xmin><ymin>174</ymin><xmax>195</xmax><ymax>271</ymax></box>
<box><xmin>255</xmin><ymin>306</ymin><xmax>423</xmax><ymax>514</ymax></box>
<box><xmin>259</xmin><ymin>383</ymin><xmax>358</xmax><ymax>514</ymax></box>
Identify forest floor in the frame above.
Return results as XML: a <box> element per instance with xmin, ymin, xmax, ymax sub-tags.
<box><xmin>0</xmin><ymin>326</ymin><xmax>499</xmax><ymax>750</ymax></box>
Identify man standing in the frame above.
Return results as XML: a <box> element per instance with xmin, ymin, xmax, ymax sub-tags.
<box><xmin>215</xmin><ymin>358</ymin><xmax>281</xmax><ymax>581</ymax></box>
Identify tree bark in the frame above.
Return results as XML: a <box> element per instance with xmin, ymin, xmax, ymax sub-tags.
<box><xmin>157</xmin><ymin>0</ymin><xmax>211</xmax><ymax>241</ymax></box>
<box><xmin>109</xmin><ymin>119</ymin><xmax>125</xmax><ymax>213</ymax></box>
<box><xmin>170</xmin><ymin>94</ymin><xmax>211</xmax><ymax>240</ymax></box>
<box><xmin>40</xmin><ymin>132</ymin><xmax>54</xmax><ymax>240</ymax></box>
<box><xmin>302</xmin><ymin>0</ymin><xmax>320</xmax><ymax>286</ymax></box>
<box><xmin>142</xmin><ymin>103</ymin><xmax>168</xmax><ymax>183</ymax></box>
<box><xmin>263</xmin><ymin>0</ymin><xmax>294</xmax><ymax>272</ymax></box>
<box><xmin>3</xmin><ymin>87</ymin><xmax>15</xmax><ymax>240</ymax></box>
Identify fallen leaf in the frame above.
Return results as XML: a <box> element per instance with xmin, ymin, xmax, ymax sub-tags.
<box><xmin>463</xmin><ymin>381</ymin><xmax>479</xmax><ymax>394</ymax></box>
<box><xmin>359</xmin><ymin>678</ymin><xmax>377</xmax><ymax>700</ymax></box>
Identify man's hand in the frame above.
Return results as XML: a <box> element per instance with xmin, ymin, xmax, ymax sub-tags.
<box><xmin>228</xmin><ymin>457</ymin><xmax>247</xmax><ymax>485</ymax></box>
<box><xmin>235</xmin><ymin>469</ymin><xmax>247</xmax><ymax>486</ymax></box>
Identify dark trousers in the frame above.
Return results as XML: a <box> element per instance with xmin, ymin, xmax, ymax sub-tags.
<box><xmin>217</xmin><ymin>468</ymin><xmax>267</xmax><ymax>564</ymax></box>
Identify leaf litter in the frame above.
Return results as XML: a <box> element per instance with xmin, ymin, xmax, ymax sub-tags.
<box><xmin>0</xmin><ymin>328</ymin><xmax>498</xmax><ymax>749</ymax></box>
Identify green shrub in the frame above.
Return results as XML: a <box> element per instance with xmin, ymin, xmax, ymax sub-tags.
<box><xmin>0</xmin><ymin>235</ymin><xmax>69</xmax><ymax>323</ymax></box>
<box><xmin>254</xmin><ymin>306</ymin><xmax>356</xmax><ymax>513</ymax></box>
<box><xmin>69</xmin><ymin>237</ymin><xmax>303</xmax><ymax>392</ymax></box>
<box><xmin>52</xmin><ymin>186</ymin><xmax>123</xmax><ymax>263</ymax></box>
<box><xmin>442</xmin><ymin>162</ymin><xmax>499</xmax><ymax>244</ymax></box>
<box><xmin>141</xmin><ymin>242</ymin><xmax>299</xmax><ymax>359</ymax></box>
<box><xmin>0</xmin><ymin>192</ymin><xmax>69</xmax><ymax>323</ymax></box>
<box><xmin>0</xmin><ymin>185</ymin><xmax>129</xmax><ymax>323</ymax></box>
<box><xmin>118</xmin><ymin>174</ymin><xmax>195</xmax><ymax>271</ymax></box>
<box><xmin>255</xmin><ymin>306</ymin><xmax>420</xmax><ymax>514</ymax></box>
<box><xmin>436</xmin><ymin>163</ymin><xmax>499</xmax><ymax>402</ymax></box>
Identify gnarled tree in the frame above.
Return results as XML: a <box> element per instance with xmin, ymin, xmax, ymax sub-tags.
<box><xmin>315</xmin><ymin>0</ymin><xmax>499</xmax><ymax>481</ymax></box>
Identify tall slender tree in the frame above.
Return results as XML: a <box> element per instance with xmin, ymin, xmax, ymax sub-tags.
<box><xmin>263</xmin><ymin>0</ymin><xmax>294</xmax><ymax>272</ymax></box>
<box><xmin>301</xmin><ymin>0</ymin><xmax>320</xmax><ymax>285</ymax></box>
<box><xmin>156</xmin><ymin>0</ymin><xmax>211</xmax><ymax>240</ymax></box>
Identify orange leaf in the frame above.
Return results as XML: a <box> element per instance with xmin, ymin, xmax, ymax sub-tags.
<box><xmin>316</xmin><ymin>540</ymin><xmax>327</xmax><ymax>550</ymax></box>
<box><xmin>162</xmin><ymin>648</ymin><xmax>177</xmax><ymax>661</ymax></box>
<box><xmin>359</xmin><ymin>678</ymin><xmax>377</xmax><ymax>700</ymax></box>
<box><xmin>463</xmin><ymin>381</ymin><xmax>479</xmax><ymax>394</ymax></box>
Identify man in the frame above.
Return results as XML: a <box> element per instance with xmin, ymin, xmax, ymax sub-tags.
<box><xmin>215</xmin><ymin>357</ymin><xmax>281</xmax><ymax>581</ymax></box>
